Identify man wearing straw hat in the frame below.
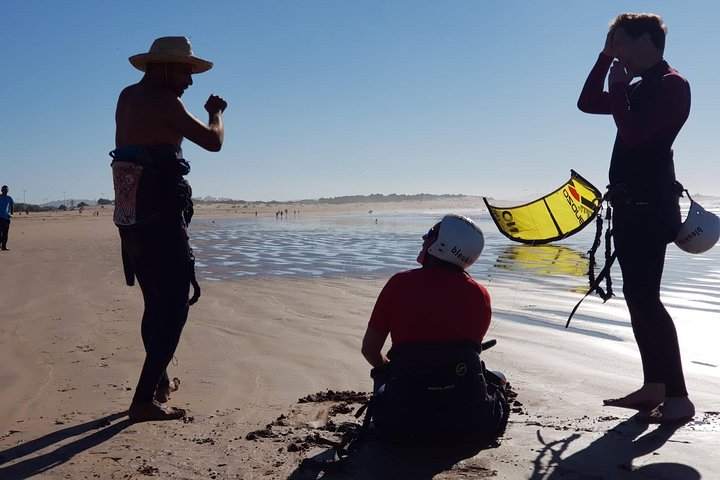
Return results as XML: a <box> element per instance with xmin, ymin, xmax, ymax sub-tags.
<box><xmin>112</xmin><ymin>36</ymin><xmax>227</xmax><ymax>421</ymax></box>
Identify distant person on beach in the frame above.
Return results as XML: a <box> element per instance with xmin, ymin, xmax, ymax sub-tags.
<box><xmin>361</xmin><ymin>214</ymin><xmax>507</xmax><ymax>441</ymax></box>
<box><xmin>0</xmin><ymin>185</ymin><xmax>14</xmax><ymax>251</ymax></box>
<box><xmin>578</xmin><ymin>13</ymin><xmax>693</xmax><ymax>423</ymax></box>
<box><xmin>112</xmin><ymin>36</ymin><xmax>227</xmax><ymax>421</ymax></box>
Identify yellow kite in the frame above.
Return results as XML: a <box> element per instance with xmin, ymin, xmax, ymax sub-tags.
<box><xmin>483</xmin><ymin>170</ymin><xmax>602</xmax><ymax>244</ymax></box>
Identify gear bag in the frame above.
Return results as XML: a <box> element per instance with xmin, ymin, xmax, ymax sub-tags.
<box><xmin>366</xmin><ymin>341</ymin><xmax>508</xmax><ymax>443</ymax></box>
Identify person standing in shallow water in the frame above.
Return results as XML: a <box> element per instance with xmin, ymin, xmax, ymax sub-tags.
<box><xmin>0</xmin><ymin>185</ymin><xmax>14</xmax><ymax>251</ymax></box>
<box><xmin>113</xmin><ymin>36</ymin><xmax>227</xmax><ymax>421</ymax></box>
<box><xmin>577</xmin><ymin>13</ymin><xmax>694</xmax><ymax>423</ymax></box>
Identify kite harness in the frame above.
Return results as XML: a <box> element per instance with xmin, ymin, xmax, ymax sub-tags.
<box><xmin>565</xmin><ymin>194</ymin><xmax>615</xmax><ymax>328</ymax></box>
<box><xmin>566</xmin><ymin>181</ymin><xmax>686</xmax><ymax>328</ymax></box>
<box><xmin>110</xmin><ymin>144</ymin><xmax>201</xmax><ymax>306</ymax></box>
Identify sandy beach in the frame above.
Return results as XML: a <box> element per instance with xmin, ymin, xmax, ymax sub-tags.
<box><xmin>1</xmin><ymin>201</ymin><xmax>719</xmax><ymax>480</ymax></box>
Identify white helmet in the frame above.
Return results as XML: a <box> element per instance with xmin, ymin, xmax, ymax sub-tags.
<box><xmin>427</xmin><ymin>214</ymin><xmax>484</xmax><ymax>269</ymax></box>
<box><xmin>674</xmin><ymin>200</ymin><xmax>720</xmax><ymax>254</ymax></box>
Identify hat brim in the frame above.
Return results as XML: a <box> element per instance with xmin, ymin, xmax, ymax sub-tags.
<box><xmin>129</xmin><ymin>53</ymin><xmax>213</xmax><ymax>74</ymax></box>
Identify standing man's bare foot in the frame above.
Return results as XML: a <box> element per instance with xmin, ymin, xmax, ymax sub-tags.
<box><xmin>154</xmin><ymin>378</ymin><xmax>180</xmax><ymax>404</ymax></box>
<box><xmin>603</xmin><ymin>383</ymin><xmax>665</xmax><ymax>410</ymax></box>
<box><xmin>128</xmin><ymin>399</ymin><xmax>186</xmax><ymax>421</ymax></box>
<box><xmin>636</xmin><ymin>396</ymin><xmax>695</xmax><ymax>424</ymax></box>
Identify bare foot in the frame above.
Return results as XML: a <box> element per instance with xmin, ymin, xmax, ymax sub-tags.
<box><xmin>636</xmin><ymin>396</ymin><xmax>695</xmax><ymax>424</ymax></box>
<box><xmin>128</xmin><ymin>399</ymin><xmax>186</xmax><ymax>422</ymax></box>
<box><xmin>603</xmin><ymin>383</ymin><xmax>664</xmax><ymax>410</ymax></box>
<box><xmin>154</xmin><ymin>378</ymin><xmax>180</xmax><ymax>404</ymax></box>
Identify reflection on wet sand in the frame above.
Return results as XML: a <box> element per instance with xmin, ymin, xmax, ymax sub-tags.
<box><xmin>494</xmin><ymin>245</ymin><xmax>589</xmax><ymax>277</ymax></box>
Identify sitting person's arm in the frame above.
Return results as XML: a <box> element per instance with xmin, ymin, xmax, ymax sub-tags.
<box><xmin>361</xmin><ymin>327</ymin><xmax>390</xmax><ymax>368</ymax></box>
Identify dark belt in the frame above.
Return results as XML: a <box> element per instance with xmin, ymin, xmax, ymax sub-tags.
<box><xmin>606</xmin><ymin>181</ymin><xmax>683</xmax><ymax>207</ymax></box>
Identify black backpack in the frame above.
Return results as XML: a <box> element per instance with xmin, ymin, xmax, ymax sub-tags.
<box><xmin>367</xmin><ymin>340</ymin><xmax>508</xmax><ymax>444</ymax></box>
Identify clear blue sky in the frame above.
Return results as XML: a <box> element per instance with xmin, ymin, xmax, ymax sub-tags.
<box><xmin>2</xmin><ymin>1</ymin><xmax>720</xmax><ymax>204</ymax></box>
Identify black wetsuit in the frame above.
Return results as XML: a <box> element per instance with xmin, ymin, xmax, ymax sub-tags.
<box><xmin>110</xmin><ymin>144</ymin><xmax>196</xmax><ymax>404</ymax></box>
<box><xmin>579</xmin><ymin>54</ymin><xmax>691</xmax><ymax>397</ymax></box>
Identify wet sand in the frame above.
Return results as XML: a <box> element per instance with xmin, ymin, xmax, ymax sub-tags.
<box><xmin>1</xmin><ymin>202</ymin><xmax>719</xmax><ymax>479</ymax></box>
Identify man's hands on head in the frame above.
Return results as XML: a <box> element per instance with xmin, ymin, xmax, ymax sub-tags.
<box><xmin>609</xmin><ymin>60</ymin><xmax>633</xmax><ymax>87</ymax></box>
<box><xmin>602</xmin><ymin>30</ymin><xmax>616</xmax><ymax>58</ymax></box>
<box><xmin>205</xmin><ymin>94</ymin><xmax>228</xmax><ymax>115</ymax></box>
<box><xmin>603</xmin><ymin>28</ymin><xmax>634</xmax><ymax>87</ymax></box>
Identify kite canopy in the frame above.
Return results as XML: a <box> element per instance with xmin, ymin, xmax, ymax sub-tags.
<box><xmin>483</xmin><ymin>170</ymin><xmax>602</xmax><ymax>244</ymax></box>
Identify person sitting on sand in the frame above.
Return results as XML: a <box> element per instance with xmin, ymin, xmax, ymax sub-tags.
<box><xmin>112</xmin><ymin>36</ymin><xmax>227</xmax><ymax>421</ymax></box>
<box><xmin>361</xmin><ymin>214</ymin><xmax>507</xmax><ymax>442</ymax></box>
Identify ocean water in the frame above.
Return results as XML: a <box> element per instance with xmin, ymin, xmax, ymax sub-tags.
<box><xmin>190</xmin><ymin>200</ymin><xmax>720</xmax><ymax>294</ymax></box>
<box><xmin>189</xmin><ymin>200</ymin><xmax>720</xmax><ymax>366</ymax></box>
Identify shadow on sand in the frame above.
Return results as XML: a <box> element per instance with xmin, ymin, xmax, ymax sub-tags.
<box><xmin>0</xmin><ymin>411</ymin><xmax>131</xmax><ymax>480</ymax></box>
<box><xmin>288</xmin><ymin>437</ymin><xmax>496</xmax><ymax>480</ymax></box>
<box><xmin>532</xmin><ymin>414</ymin><xmax>699</xmax><ymax>479</ymax></box>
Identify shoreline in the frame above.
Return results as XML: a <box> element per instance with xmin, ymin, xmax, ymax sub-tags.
<box><xmin>1</xmin><ymin>203</ymin><xmax>719</xmax><ymax>479</ymax></box>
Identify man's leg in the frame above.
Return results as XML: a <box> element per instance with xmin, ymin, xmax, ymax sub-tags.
<box><xmin>131</xmin><ymin>278</ymin><xmax>189</xmax><ymax>406</ymax></box>
<box><xmin>603</xmin><ymin>207</ymin><xmax>667</xmax><ymax>409</ymax></box>
<box><xmin>623</xmin><ymin>237</ymin><xmax>693</xmax><ymax>423</ymax></box>
<box><xmin>138</xmin><ymin>282</ymin><xmax>175</xmax><ymax>402</ymax></box>
<box><xmin>605</xmin><ymin>205</ymin><xmax>693</xmax><ymax>421</ymax></box>
<box><xmin>0</xmin><ymin>219</ymin><xmax>9</xmax><ymax>249</ymax></box>
<box><xmin>122</xmin><ymin>225</ymin><xmax>190</xmax><ymax>421</ymax></box>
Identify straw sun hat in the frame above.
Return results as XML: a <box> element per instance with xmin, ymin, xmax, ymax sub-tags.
<box><xmin>129</xmin><ymin>36</ymin><xmax>213</xmax><ymax>74</ymax></box>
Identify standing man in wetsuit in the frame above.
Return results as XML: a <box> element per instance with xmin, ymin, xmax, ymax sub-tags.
<box><xmin>114</xmin><ymin>36</ymin><xmax>227</xmax><ymax>421</ymax></box>
<box><xmin>578</xmin><ymin>13</ymin><xmax>693</xmax><ymax>423</ymax></box>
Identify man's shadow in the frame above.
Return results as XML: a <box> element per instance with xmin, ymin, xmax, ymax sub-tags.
<box><xmin>532</xmin><ymin>414</ymin><xmax>699</xmax><ymax>479</ymax></box>
<box><xmin>0</xmin><ymin>412</ymin><xmax>131</xmax><ymax>480</ymax></box>
<box><xmin>287</xmin><ymin>435</ymin><xmax>495</xmax><ymax>480</ymax></box>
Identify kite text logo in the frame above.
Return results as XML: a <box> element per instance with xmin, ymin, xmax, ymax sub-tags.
<box><xmin>563</xmin><ymin>188</ymin><xmax>586</xmax><ymax>225</ymax></box>
<box><xmin>500</xmin><ymin>211</ymin><xmax>520</xmax><ymax>233</ymax></box>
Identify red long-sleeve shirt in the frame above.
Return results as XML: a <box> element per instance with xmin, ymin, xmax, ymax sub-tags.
<box><xmin>368</xmin><ymin>266</ymin><xmax>491</xmax><ymax>347</ymax></box>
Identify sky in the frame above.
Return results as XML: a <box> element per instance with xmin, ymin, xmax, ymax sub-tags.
<box><xmin>2</xmin><ymin>0</ymin><xmax>720</xmax><ymax>204</ymax></box>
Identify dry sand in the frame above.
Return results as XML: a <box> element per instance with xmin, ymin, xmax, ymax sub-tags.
<box><xmin>1</xmin><ymin>202</ymin><xmax>719</xmax><ymax>479</ymax></box>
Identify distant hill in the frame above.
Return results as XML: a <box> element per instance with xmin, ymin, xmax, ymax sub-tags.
<box><xmin>312</xmin><ymin>193</ymin><xmax>468</xmax><ymax>205</ymax></box>
<box><xmin>40</xmin><ymin>199</ymin><xmax>97</xmax><ymax>208</ymax></box>
<box><xmin>194</xmin><ymin>193</ymin><xmax>471</xmax><ymax>205</ymax></box>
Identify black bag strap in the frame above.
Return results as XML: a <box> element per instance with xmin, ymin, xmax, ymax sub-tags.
<box><xmin>566</xmin><ymin>197</ymin><xmax>616</xmax><ymax>328</ymax></box>
<box><xmin>188</xmin><ymin>247</ymin><xmax>201</xmax><ymax>306</ymax></box>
